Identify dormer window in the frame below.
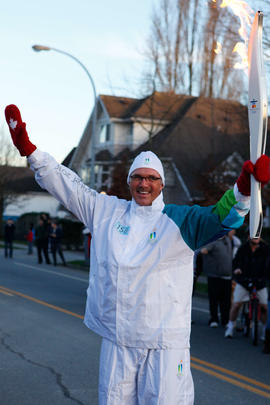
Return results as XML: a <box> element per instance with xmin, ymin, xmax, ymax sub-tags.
<box><xmin>100</xmin><ymin>124</ymin><xmax>110</xmax><ymax>143</ymax></box>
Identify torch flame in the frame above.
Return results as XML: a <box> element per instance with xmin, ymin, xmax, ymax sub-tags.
<box><xmin>213</xmin><ymin>0</ymin><xmax>255</xmax><ymax>72</ymax></box>
<box><xmin>232</xmin><ymin>42</ymin><xmax>248</xmax><ymax>69</ymax></box>
<box><xmin>214</xmin><ymin>41</ymin><xmax>222</xmax><ymax>54</ymax></box>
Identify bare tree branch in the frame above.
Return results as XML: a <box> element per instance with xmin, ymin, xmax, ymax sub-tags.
<box><xmin>140</xmin><ymin>0</ymin><xmax>269</xmax><ymax>102</ymax></box>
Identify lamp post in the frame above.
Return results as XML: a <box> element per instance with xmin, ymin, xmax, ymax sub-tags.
<box><xmin>32</xmin><ymin>44</ymin><xmax>97</xmax><ymax>188</ymax></box>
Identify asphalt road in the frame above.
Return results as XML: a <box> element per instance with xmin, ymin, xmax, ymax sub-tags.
<box><xmin>0</xmin><ymin>247</ymin><xmax>270</xmax><ymax>404</ymax></box>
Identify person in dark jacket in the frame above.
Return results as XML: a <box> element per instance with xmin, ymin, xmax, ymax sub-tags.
<box><xmin>35</xmin><ymin>218</ymin><xmax>51</xmax><ymax>264</ymax></box>
<box><xmin>201</xmin><ymin>235</ymin><xmax>233</xmax><ymax>327</ymax></box>
<box><xmin>225</xmin><ymin>237</ymin><xmax>270</xmax><ymax>338</ymax></box>
<box><xmin>40</xmin><ymin>213</ymin><xmax>51</xmax><ymax>253</ymax></box>
<box><xmin>49</xmin><ymin>221</ymin><xmax>66</xmax><ymax>266</ymax></box>
<box><xmin>4</xmin><ymin>219</ymin><xmax>15</xmax><ymax>258</ymax></box>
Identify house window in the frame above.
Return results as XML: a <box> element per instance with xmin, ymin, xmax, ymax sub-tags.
<box><xmin>80</xmin><ymin>166</ymin><xmax>90</xmax><ymax>184</ymax></box>
<box><xmin>100</xmin><ymin>124</ymin><xmax>110</xmax><ymax>143</ymax></box>
<box><xmin>95</xmin><ymin>164</ymin><xmax>111</xmax><ymax>191</ymax></box>
<box><xmin>130</xmin><ymin>123</ymin><xmax>133</xmax><ymax>136</ymax></box>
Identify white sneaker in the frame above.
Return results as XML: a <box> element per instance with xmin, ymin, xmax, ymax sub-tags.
<box><xmin>225</xmin><ymin>324</ymin><xmax>234</xmax><ymax>338</ymax></box>
<box><xmin>210</xmin><ymin>321</ymin><xmax>218</xmax><ymax>328</ymax></box>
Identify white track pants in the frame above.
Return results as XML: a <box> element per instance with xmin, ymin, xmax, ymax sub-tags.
<box><xmin>99</xmin><ymin>338</ymin><xmax>194</xmax><ymax>405</ymax></box>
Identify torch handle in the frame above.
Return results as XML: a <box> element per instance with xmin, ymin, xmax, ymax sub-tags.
<box><xmin>248</xmin><ymin>11</ymin><xmax>267</xmax><ymax>239</ymax></box>
<box><xmin>250</xmin><ymin>176</ymin><xmax>263</xmax><ymax>238</ymax></box>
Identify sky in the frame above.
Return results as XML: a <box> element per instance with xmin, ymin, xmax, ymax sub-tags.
<box><xmin>0</xmin><ymin>0</ymin><xmax>155</xmax><ymax>164</ymax></box>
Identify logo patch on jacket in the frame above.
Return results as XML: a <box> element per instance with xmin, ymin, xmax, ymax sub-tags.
<box><xmin>177</xmin><ymin>360</ymin><xmax>184</xmax><ymax>378</ymax></box>
<box><xmin>149</xmin><ymin>231</ymin><xmax>157</xmax><ymax>242</ymax></box>
<box><xmin>115</xmin><ymin>221</ymin><xmax>130</xmax><ymax>235</ymax></box>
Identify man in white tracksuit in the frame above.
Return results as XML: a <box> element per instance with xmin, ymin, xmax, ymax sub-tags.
<box><xmin>4</xmin><ymin>104</ymin><xmax>270</xmax><ymax>405</ymax></box>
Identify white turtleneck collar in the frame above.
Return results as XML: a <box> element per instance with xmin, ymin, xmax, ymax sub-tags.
<box><xmin>130</xmin><ymin>192</ymin><xmax>165</xmax><ymax>218</ymax></box>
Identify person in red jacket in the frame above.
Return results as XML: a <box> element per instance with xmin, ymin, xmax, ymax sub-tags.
<box><xmin>26</xmin><ymin>223</ymin><xmax>34</xmax><ymax>255</ymax></box>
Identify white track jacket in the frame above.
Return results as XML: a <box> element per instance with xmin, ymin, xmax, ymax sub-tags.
<box><xmin>28</xmin><ymin>150</ymin><xmax>249</xmax><ymax>350</ymax></box>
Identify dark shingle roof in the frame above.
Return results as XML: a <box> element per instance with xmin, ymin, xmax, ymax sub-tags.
<box><xmin>100</xmin><ymin>92</ymin><xmax>194</xmax><ymax>121</ymax></box>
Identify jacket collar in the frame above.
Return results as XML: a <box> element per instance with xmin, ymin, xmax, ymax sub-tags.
<box><xmin>130</xmin><ymin>192</ymin><xmax>165</xmax><ymax>218</ymax></box>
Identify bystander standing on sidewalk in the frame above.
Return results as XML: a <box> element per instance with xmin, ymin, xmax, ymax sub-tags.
<box><xmin>4</xmin><ymin>218</ymin><xmax>15</xmax><ymax>258</ymax></box>
<box><xmin>41</xmin><ymin>213</ymin><xmax>51</xmax><ymax>252</ymax></box>
<box><xmin>25</xmin><ymin>223</ymin><xmax>34</xmax><ymax>255</ymax></box>
<box><xmin>201</xmin><ymin>234</ymin><xmax>233</xmax><ymax>328</ymax></box>
<box><xmin>35</xmin><ymin>218</ymin><xmax>51</xmax><ymax>264</ymax></box>
<box><xmin>49</xmin><ymin>221</ymin><xmax>66</xmax><ymax>266</ymax></box>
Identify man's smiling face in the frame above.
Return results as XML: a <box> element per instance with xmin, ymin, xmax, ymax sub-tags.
<box><xmin>129</xmin><ymin>168</ymin><xmax>164</xmax><ymax>206</ymax></box>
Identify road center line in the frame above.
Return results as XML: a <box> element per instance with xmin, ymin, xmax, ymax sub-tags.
<box><xmin>13</xmin><ymin>261</ymin><xmax>88</xmax><ymax>283</ymax></box>
<box><xmin>0</xmin><ymin>288</ymin><xmax>13</xmax><ymax>296</ymax></box>
<box><xmin>191</xmin><ymin>362</ymin><xmax>270</xmax><ymax>399</ymax></box>
<box><xmin>191</xmin><ymin>356</ymin><xmax>270</xmax><ymax>391</ymax></box>
<box><xmin>0</xmin><ymin>285</ymin><xmax>84</xmax><ymax>320</ymax></box>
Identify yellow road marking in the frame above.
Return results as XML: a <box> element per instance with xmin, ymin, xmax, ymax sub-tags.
<box><xmin>0</xmin><ymin>288</ymin><xmax>13</xmax><ymax>296</ymax></box>
<box><xmin>1</xmin><ymin>284</ymin><xmax>269</xmax><ymax>398</ymax></box>
<box><xmin>0</xmin><ymin>285</ymin><xmax>84</xmax><ymax>320</ymax></box>
<box><xmin>191</xmin><ymin>362</ymin><xmax>270</xmax><ymax>399</ymax></box>
<box><xmin>191</xmin><ymin>356</ymin><xmax>270</xmax><ymax>391</ymax></box>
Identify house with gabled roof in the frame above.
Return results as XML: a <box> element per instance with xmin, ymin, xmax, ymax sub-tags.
<box><xmin>68</xmin><ymin>92</ymin><xmax>196</xmax><ymax>191</ymax></box>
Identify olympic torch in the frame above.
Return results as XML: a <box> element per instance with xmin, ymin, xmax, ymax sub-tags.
<box><xmin>248</xmin><ymin>11</ymin><xmax>268</xmax><ymax>238</ymax></box>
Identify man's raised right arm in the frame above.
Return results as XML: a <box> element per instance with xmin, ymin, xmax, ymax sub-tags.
<box><xmin>4</xmin><ymin>104</ymin><xmax>104</xmax><ymax>231</ymax></box>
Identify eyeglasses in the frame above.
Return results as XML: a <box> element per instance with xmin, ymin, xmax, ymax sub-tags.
<box><xmin>130</xmin><ymin>174</ymin><xmax>162</xmax><ymax>183</ymax></box>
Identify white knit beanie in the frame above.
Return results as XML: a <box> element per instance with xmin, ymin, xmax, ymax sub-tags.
<box><xmin>127</xmin><ymin>151</ymin><xmax>165</xmax><ymax>185</ymax></box>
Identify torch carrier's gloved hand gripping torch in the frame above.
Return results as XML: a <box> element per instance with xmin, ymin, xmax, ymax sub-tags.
<box><xmin>237</xmin><ymin>155</ymin><xmax>270</xmax><ymax>196</ymax></box>
<box><xmin>5</xmin><ymin>104</ymin><xmax>36</xmax><ymax>157</ymax></box>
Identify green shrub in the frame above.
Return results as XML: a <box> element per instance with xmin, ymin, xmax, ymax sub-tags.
<box><xmin>58</xmin><ymin>218</ymin><xmax>84</xmax><ymax>250</ymax></box>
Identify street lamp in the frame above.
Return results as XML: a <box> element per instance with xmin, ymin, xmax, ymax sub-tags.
<box><xmin>32</xmin><ymin>44</ymin><xmax>97</xmax><ymax>188</ymax></box>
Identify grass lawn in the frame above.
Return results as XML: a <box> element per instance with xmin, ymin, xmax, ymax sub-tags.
<box><xmin>67</xmin><ymin>260</ymin><xmax>89</xmax><ymax>271</ymax></box>
<box><xmin>194</xmin><ymin>280</ymin><xmax>208</xmax><ymax>295</ymax></box>
<box><xmin>0</xmin><ymin>243</ymin><xmax>24</xmax><ymax>250</ymax></box>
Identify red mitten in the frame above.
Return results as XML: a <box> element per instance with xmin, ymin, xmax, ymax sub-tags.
<box><xmin>236</xmin><ymin>160</ymin><xmax>254</xmax><ymax>196</ymax></box>
<box><xmin>5</xmin><ymin>104</ymin><xmax>36</xmax><ymax>156</ymax></box>
<box><xmin>253</xmin><ymin>154</ymin><xmax>270</xmax><ymax>185</ymax></box>
<box><xmin>237</xmin><ymin>155</ymin><xmax>270</xmax><ymax>196</ymax></box>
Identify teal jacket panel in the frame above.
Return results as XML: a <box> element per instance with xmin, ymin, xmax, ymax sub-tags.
<box><xmin>163</xmin><ymin>203</ymin><xmax>244</xmax><ymax>251</ymax></box>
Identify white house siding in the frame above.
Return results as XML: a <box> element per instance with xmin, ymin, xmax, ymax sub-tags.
<box><xmin>4</xmin><ymin>192</ymin><xmax>63</xmax><ymax>220</ymax></box>
<box><xmin>112</xmin><ymin>122</ymin><xmax>133</xmax><ymax>155</ymax></box>
<box><xmin>132</xmin><ymin>122</ymin><xmax>165</xmax><ymax>149</ymax></box>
